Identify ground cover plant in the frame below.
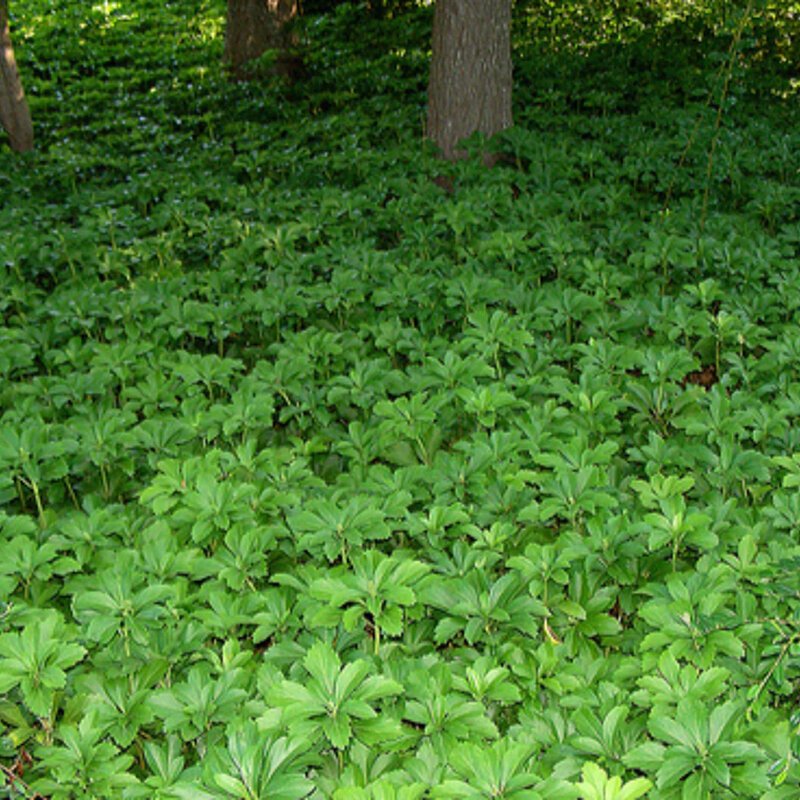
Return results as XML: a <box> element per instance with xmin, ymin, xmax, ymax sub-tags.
<box><xmin>2</xmin><ymin>0</ymin><xmax>800</xmax><ymax>797</ymax></box>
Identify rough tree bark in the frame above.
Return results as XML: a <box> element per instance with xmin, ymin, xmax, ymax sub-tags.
<box><xmin>0</xmin><ymin>0</ymin><xmax>33</xmax><ymax>153</ymax></box>
<box><xmin>427</xmin><ymin>0</ymin><xmax>512</xmax><ymax>163</ymax></box>
<box><xmin>224</xmin><ymin>0</ymin><xmax>299</xmax><ymax>78</ymax></box>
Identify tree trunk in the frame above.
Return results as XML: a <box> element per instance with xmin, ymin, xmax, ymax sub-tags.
<box><xmin>427</xmin><ymin>0</ymin><xmax>512</xmax><ymax>163</ymax></box>
<box><xmin>0</xmin><ymin>0</ymin><xmax>33</xmax><ymax>153</ymax></box>
<box><xmin>224</xmin><ymin>0</ymin><xmax>299</xmax><ymax>79</ymax></box>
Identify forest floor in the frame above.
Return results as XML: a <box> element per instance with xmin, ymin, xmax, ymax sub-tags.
<box><xmin>1</xmin><ymin>2</ymin><xmax>800</xmax><ymax>798</ymax></box>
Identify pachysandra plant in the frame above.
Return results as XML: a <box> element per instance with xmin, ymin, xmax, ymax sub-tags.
<box><xmin>1</xmin><ymin>0</ymin><xmax>799</xmax><ymax>797</ymax></box>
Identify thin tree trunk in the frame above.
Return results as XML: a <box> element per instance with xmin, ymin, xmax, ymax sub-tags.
<box><xmin>0</xmin><ymin>0</ymin><xmax>33</xmax><ymax>153</ymax></box>
<box><xmin>224</xmin><ymin>0</ymin><xmax>299</xmax><ymax>78</ymax></box>
<box><xmin>427</xmin><ymin>0</ymin><xmax>512</xmax><ymax>163</ymax></box>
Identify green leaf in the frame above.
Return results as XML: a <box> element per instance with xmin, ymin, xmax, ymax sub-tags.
<box><xmin>336</xmin><ymin>660</ymin><xmax>372</xmax><ymax>702</ymax></box>
<box><xmin>323</xmin><ymin>713</ymin><xmax>352</xmax><ymax>749</ymax></box>
<box><xmin>214</xmin><ymin>773</ymin><xmax>248</xmax><ymax>796</ymax></box>
<box><xmin>617</xmin><ymin>778</ymin><xmax>653</xmax><ymax>800</ymax></box>
<box><xmin>649</xmin><ymin>715</ymin><xmax>695</xmax><ymax>748</ymax></box>
<box><xmin>704</xmin><ymin>755</ymin><xmax>730</xmax><ymax>787</ymax></box>
<box><xmin>656</xmin><ymin>751</ymin><xmax>698</xmax><ymax>789</ymax></box>
<box><xmin>304</xmin><ymin>641</ymin><xmax>340</xmax><ymax>696</ymax></box>
<box><xmin>623</xmin><ymin>742</ymin><xmax>666</xmax><ymax>771</ymax></box>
